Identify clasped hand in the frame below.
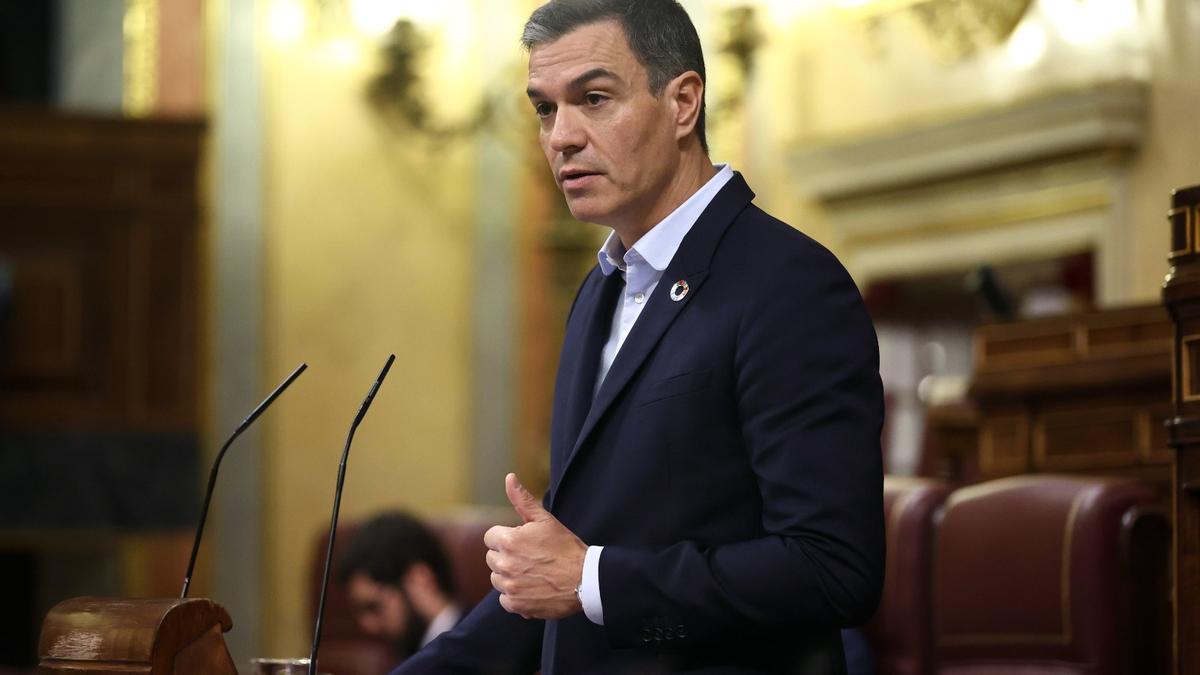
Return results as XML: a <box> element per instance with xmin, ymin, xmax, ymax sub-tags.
<box><xmin>484</xmin><ymin>473</ymin><xmax>587</xmax><ymax>620</ymax></box>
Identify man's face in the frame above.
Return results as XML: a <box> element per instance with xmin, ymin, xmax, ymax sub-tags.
<box><xmin>526</xmin><ymin>20</ymin><xmax>682</xmax><ymax>230</ymax></box>
<box><xmin>346</xmin><ymin>571</ymin><xmax>409</xmax><ymax>642</ymax></box>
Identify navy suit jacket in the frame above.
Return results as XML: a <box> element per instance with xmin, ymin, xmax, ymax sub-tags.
<box><xmin>394</xmin><ymin>174</ymin><xmax>885</xmax><ymax>674</ymax></box>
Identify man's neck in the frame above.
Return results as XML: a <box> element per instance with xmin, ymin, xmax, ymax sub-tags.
<box><xmin>614</xmin><ymin>151</ymin><xmax>717</xmax><ymax>250</ymax></box>
<box><xmin>417</xmin><ymin>595</ymin><xmax>452</xmax><ymax>624</ymax></box>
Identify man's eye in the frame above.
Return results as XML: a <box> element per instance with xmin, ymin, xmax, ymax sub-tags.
<box><xmin>585</xmin><ymin>93</ymin><xmax>608</xmax><ymax>106</ymax></box>
<box><xmin>534</xmin><ymin>102</ymin><xmax>553</xmax><ymax>118</ymax></box>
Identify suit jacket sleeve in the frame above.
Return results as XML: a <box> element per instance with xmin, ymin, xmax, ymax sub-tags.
<box><xmin>389</xmin><ymin>590</ymin><xmax>543</xmax><ymax>675</ymax></box>
<box><xmin>597</xmin><ymin>244</ymin><xmax>885</xmax><ymax>648</ymax></box>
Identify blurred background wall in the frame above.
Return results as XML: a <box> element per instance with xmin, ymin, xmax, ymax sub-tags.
<box><xmin>0</xmin><ymin>0</ymin><xmax>1198</xmax><ymax>668</ymax></box>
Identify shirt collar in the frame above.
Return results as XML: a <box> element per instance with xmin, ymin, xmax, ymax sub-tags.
<box><xmin>420</xmin><ymin>603</ymin><xmax>462</xmax><ymax>648</ymax></box>
<box><xmin>597</xmin><ymin>164</ymin><xmax>734</xmax><ymax>276</ymax></box>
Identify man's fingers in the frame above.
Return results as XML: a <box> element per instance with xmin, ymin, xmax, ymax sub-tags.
<box><xmin>498</xmin><ymin>593</ymin><xmax>532</xmax><ymax>620</ymax></box>
<box><xmin>498</xmin><ymin>591</ymin><xmax>527</xmax><ymax>618</ymax></box>
<box><xmin>483</xmin><ymin>525</ymin><xmax>512</xmax><ymax>551</ymax></box>
<box><xmin>505</xmin><ymin>472</ymin><xmax>549</xmax><ymax>523</ymax></box>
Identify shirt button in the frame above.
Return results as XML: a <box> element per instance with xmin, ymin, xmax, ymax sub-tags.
<box><xmin>634</xmin><ymin>292</ymin><xmax>646</xmax><ymax>304</ymax></box>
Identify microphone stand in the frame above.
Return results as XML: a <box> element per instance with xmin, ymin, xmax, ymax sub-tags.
<box><xmin>309</xmin><ymin>354</ymin><xmax>395</xmax><ymax>675</ymax></box>
<box><xmin>181</xmin><ymin>362</ymin><xmax>308</xmax><ymax>598</ymax></box>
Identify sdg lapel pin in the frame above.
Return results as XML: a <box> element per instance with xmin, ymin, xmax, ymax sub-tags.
<box><xmin>669</xmin><ymin>280</ymin><xmax>689</xmax><ymax>302</ymax></box>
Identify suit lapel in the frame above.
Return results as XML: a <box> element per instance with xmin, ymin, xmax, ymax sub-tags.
<box><xmin>559</xmin><ymin>269</ymin><xmax>622</xmax><ymax>456</ymax></box>
<box><xmin>550</xmin><ymin>174</ymin><xmax>756</xmax><ymax>505</ymax></box>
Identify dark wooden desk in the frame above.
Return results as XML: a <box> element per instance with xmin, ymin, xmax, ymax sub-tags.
<box><xmin>933</xmin><ymin>304</ymin><xmax>1172</xmax><ymax>493</ymax></box>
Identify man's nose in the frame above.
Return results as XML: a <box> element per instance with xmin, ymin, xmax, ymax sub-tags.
<box><xmin>548</xmin><ymin>106</ymin><xmax>586</xmax><ymax>154</ymax></box>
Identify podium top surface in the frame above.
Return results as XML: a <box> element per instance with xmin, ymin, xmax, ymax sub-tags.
<box><xmin>39</xmin><ymin>597</ymin><xmax>232</xmax><ymax>669</ymax></box>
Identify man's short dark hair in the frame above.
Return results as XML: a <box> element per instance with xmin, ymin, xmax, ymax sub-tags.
<box><xmin>337</xmin><ymin>511</ymin><xmax>457</xmax><ymax>597</ymax></box>
<box><xmin>522</xmin><ymin>0</ymin><xmax>708</xmax><ymax>153</ymax></box>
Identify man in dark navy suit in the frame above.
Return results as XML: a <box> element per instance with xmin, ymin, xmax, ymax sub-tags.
<box><xmin>394</xmin><ymin>1</ymin><xmax>884</xmax><ymax>673</ymax></box>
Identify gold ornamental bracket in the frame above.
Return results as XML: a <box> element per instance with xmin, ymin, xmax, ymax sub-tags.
<box><xmin>830</xmin><ymin>0</ymin><xmax>1034</xmax><ymax>62</ymax></box>
<box><xmin>904</xmin><ymin>0</ymin><xmax>1033</xmax><ymax>61</ymax></box>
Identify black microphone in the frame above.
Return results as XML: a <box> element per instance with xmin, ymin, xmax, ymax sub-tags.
<box><xmin>180</xmin><ymin>362</ymin><xmax>308</xmax><ymax>598</ymax></box>
<box><xmin>309</xmin><ymin>354</ymin><xmax>396</xmax><ymax>675</ymax></box>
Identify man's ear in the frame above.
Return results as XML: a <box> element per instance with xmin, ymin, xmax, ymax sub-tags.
<box><xmin>668</xmin><ymin>70</ymin><xmax>704</xmax><ymax>143</ymax></box>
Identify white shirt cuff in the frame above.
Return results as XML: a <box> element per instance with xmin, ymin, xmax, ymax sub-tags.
<box><xmin>581</xmin><ymin>545</ymin><xmax>604</xmax><ymax>625</ymax></box>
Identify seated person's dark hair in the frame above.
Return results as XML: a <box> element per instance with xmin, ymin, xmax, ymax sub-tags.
<box><xmin>337</xmin><ymin>511</ymin><xmax>457</xmax><ymax>598</ymax></box>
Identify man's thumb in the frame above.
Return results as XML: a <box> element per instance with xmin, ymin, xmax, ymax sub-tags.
<box><xmin>505</xmin><ymin>473</ymin><xmax>547</xmax><ymax>523</ymax></box>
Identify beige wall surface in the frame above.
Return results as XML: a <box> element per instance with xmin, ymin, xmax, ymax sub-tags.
<box><xmin>1126</xmin><ymin>0</ymin><xmax>1200</xmax><ymax>300</ymax></box>
<box><xmin>257</xmin><ymin>1</ymin><xmax>526</xmax><ymax>654</ymax></box>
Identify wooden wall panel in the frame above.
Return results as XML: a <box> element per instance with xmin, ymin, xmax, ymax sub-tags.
<box><xmin>0</xmin><ymin>109</ymin><xmax>203</xmax><ymax>433</ymax></box>
<box><xmin>3</xmin><ymin>253</ymin><xmax>85</xmax><ymax>379</ymax></box>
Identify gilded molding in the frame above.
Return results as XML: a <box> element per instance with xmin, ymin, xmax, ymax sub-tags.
<box><xmin>123</xmin><ymin>0</ymin><xmax>160</xmax><ymax>116</ymax></box>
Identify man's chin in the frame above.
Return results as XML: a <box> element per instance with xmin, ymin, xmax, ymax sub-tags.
<box><xmin>565</xmin><ymin>199</ymin><xmax>613</xmax><ymax>226</ymax></box>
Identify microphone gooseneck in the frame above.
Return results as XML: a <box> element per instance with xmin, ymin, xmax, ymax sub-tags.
<box><xmin>180</xmin><ymin>362</ymin><xmax>308</xmax><ymax>599</ymax></box>
<box><xmin>309</xmin><ymin>354</ymin><xmax>396</xmax><ymax>675</ymax></box>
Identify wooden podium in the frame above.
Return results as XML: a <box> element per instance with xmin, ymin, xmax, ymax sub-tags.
<box><xmin>37</xmin><ymin>597</ymin><xmax>237</xmax><ymax>674</ymax></box>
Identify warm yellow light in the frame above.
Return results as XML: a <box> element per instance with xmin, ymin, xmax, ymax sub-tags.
<box><xmin>735</xmin><ymin>0</ymin><xmax>902</xmax><ymax>24</ymax></box>
<box><xmin>1041</xmin><ymin>0</ymin><xmax>1137</xmax><ymax>45</ymax></box>
<box><xmin>1089</xmin><ymin>0</ymin><xmax>1137</xmax><ymax>33</ymax></box>
<box><xmin>323</xmin><ymin>37</ymin><xmax>362</xmax><ymax>65</ymax></box>
<box><xmin>832</xmin><ymin>0</ymin><xmax>928</xmax><ymax>13</ymax></box>
<box><xmin>268</xmin><ymin>0</ymin><xmax>306</xmax><ymax>43</ymax></box>
<box><xmin>347</xmin><ymin>0</ymin><xmax>470</xmax><ymax>33</ymax></box>
<box><xmin>1007</xmin><ymin>20</ymin><xmax>1046</xmax><ymax>68</ymax></box>
<box><xmin>349</xmin><ymin>0</ymin><xmax>405</xmax><ymax>36</ymax></box>
<box><xmin>402</xmin><ymin>0</ymin><xmax>466</xmax><ymax>28</ymax></box>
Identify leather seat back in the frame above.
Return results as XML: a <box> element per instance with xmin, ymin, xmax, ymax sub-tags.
<box><xmin>931</xmin><ymin>475</ymin><xmax>1155</xmax><ymax>675</ymax></box>
<box><xmin>865</xmin><ymin>476</ymin><xmax>952</xmax><ymax>675</ymax></box>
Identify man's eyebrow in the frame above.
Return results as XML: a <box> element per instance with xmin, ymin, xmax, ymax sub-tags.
<box><xmin>567</xmin><ymin>68</ymin><xmax>621</xmax><ymax>91</ymax></box>
<box><xmin>526</xmin><ymin>68</ymin><xmax>622</xmax><ymax>100</ymax></box>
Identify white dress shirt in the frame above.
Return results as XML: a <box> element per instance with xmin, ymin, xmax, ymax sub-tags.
<box><xmin>580</xmin><ymin>163</ymin><xmax>735</xmax><ymax>625</ymax></box>
<box><xmin>420</xmin><ymin>603</ymin><xmax>462</xmax><ymax>647</ymax></box>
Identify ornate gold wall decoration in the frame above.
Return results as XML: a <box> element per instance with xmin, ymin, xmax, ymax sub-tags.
<box><xmin>833</xmin><ymin>0</ymin><xmax>1033</xmax><ymax>62</ymax></box>
<box><xmin>123</xmin><ymin>0</ymin><xmax>159</xmax><ymax>116</ymax></box>
<box><xmin>905</xmin><ymin>0</ymin><xmax>1034</xmax><ymax>61</ymax></box>
<box><xmin>712</xmin><ymin>5</ymin><xmax>764</xmax><ymax>119</ymax></box>
<box><xmin>366</xmin><ymin>20</ymin><xmax>500</xmax><ymax>141</ymax></box>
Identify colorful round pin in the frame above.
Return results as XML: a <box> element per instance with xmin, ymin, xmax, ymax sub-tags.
<box><xmin>669</xmin><ymin>280</ymin><xmax>689</xmax><ymax>302</ymax></box>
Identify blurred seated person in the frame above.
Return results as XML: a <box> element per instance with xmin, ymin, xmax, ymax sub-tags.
<box><xmin>337</xmin><ymin>511</ymin><xmax>463</xmax><ymax>660</ymax></box>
